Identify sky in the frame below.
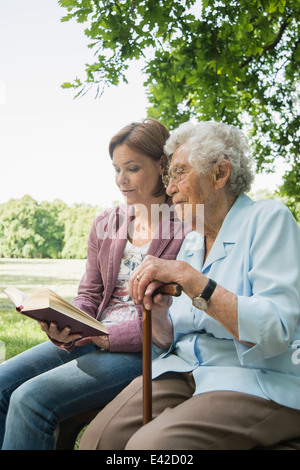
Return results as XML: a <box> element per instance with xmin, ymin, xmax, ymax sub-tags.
<box><xmin>0</xmin><ymin>0</ymin><xmax>288</xmax><ymax>208</ymax></box>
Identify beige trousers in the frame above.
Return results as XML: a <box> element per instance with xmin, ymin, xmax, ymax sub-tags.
<box><xmin>79</xmin><ymin>372</ymin><xmax>300</xmax><ymax>450</ymax></box>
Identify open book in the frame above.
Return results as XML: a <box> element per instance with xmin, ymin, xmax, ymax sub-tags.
<box><xmin>3</xmin><ymin>286</ymin><xmax>108</xmax><ymax>337</ymax></box>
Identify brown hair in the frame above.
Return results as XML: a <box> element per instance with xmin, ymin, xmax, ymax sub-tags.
<box><xmin>109</xmin><ymin>118</ymin><xmax>169</xmax><ymax>197</ymax></box>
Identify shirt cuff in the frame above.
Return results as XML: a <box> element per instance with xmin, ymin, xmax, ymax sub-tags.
<box><xmin>105</xmin><ymin>320</ymin><xmax>142</xmax><ymax>352</ymax></box>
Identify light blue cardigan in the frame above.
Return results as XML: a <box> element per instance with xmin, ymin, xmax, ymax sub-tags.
<box><xmin>152</xmin><ymin>194</ymin><xmax>300</xmax><ymax>410</ymax></box>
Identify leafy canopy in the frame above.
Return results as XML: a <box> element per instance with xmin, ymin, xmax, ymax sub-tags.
<box><xmin>59</xmin><ymin>0</ymin><xmax>300</xmax><ymax>205</ymax></box>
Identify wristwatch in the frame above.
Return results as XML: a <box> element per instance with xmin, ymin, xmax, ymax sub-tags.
<box><xmin>192</xmin><ymin>279</ymin><xmax>217</xmax><ymax>310</ymax></box>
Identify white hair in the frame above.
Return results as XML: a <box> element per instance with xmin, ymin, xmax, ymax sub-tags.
<box><xmin>164</xmin><ymin>120</ymin><xmax>255</xmax><ymax>196</ymax></box>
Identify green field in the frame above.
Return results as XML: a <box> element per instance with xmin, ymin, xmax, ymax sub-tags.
<box><xmin>0</xmin><ymin>258</ymin><xmax>86</xmax><ymax>360</ymax></box>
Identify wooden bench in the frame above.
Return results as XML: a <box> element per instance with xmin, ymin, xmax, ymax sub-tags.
<box><xmin>55</xmin><ymin>409</ymin><xmax>101</xmax><ymax>450</ymax></box>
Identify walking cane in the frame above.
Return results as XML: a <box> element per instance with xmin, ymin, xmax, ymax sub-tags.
<box><xmin>142</xmin><ymin>282</ymin><xmax>182</xmax><ymax>425</ymax></box>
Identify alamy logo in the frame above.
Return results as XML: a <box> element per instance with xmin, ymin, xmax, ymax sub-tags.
<box><xmin>291</xmin><ymin>340</ymin><xmax>300</xmax><ymax>365</ymax></box>
<box><xmin>95</xmin><ymin>203</ymin><xmax>204</xmax><ymax>240</ymax></box>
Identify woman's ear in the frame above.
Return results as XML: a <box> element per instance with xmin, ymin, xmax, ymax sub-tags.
<box><xmin>213</xmin><ymin>160</ymin><xmax>231</xmax><ymax>189</ymax></box>
<box><xmin>159</xmin><ymin>154</ymin><xmax>169</xmax><ymax>175</ymax></box>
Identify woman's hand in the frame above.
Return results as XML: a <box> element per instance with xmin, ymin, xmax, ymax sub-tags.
<box><xmin>39</xmin><ymin>321</ymin><xmax>83</xmax><ymax>344</ymax></box>
<box><xmin>40</xmin><ymin>321</ymin><xmax>110</xmax><ymax>350</ymax></box>
<box><xmin>76</xmin><ymin>335</ymin><xmax>110</xmax><ymax>350</ymax></box>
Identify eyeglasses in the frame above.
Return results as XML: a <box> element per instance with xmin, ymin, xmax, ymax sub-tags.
<box><xmin>162</xmin><ymin>166</ymin><xmax>186</xmax><ymax>188</ymax></box>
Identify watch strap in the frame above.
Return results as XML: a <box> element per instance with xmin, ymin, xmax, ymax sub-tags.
<box><xmin>201</xmin><ymin>279</ymin><xmax>217</xmax><ymax>301</ymax></box>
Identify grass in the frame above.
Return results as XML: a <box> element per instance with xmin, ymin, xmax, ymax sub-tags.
<box><xmin>0</xmin><ymin>258</ymin><xmax>86</xmax><ymax>360</ymax></box>
<box><xmin>0</xmin><ymin>258</ymin><xmax>88</xmax><ymax>449</ymax></box>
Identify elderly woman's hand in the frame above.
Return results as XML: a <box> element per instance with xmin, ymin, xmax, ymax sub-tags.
<box><xmin>151</xmin><ymin>290</ymin><xmax>174</xmax><ymax>349</ymax></box>
<box><xmin>129</xmin><ymin>255</ymin><xmax>188</xmax><ymax>310</ymax></box>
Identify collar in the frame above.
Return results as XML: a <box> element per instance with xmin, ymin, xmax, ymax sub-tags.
<box><xmin>179</xmin><ymin>194</ymin><xmax>254</xmax><ymax>271</ymax></box>
<box><xmin>203</xmin><ymin>193</ymin><xmax>254</xmax><ymax>270</ymax></box>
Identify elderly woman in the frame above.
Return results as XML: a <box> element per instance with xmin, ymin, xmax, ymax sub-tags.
<box><xmin>79</xmin><ymin>120</ymin><xmax>300</xmax><ymax>450</ymax></box>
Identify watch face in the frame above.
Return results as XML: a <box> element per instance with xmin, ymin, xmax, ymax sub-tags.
<box><xmin>192</xmin><ymin>296</ymin><xmax>208</xmax><ymax>310</ymax></box>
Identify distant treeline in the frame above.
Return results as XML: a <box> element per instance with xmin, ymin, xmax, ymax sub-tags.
<box><xmin>0</xmin><ymin>195</ymin><xmax>112</xmax><ymax>259</ymax></box>
<box><xmin>1</xmin><ymin>192</ymin><xmax>299</xmax><ymax>260</ymax></box>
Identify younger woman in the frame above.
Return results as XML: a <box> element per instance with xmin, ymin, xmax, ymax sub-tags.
<box><xmin>0</xmin><ymin>118</ymin><xmax>186</xmax><ymax>450</ymax></box>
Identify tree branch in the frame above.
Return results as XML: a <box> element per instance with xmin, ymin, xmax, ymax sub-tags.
<box><xmin>242</xmin><ymin>15</ymin><xmax>292</xmax><ymax>68</ymax></box>
<box><xmin>263</xmin><ymin>17</ymin><xmax>291</xmax><ymax>52</ymax></box>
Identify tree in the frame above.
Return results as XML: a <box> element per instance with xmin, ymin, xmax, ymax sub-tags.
<box><xmin>0</xmin><ymin>196</ymin><xmax>103</xmax><ymax>259</ymax></box>
<box><xmin>61</xmin><ymin>204</ymin><xmax>100</xmax><ymax>258</ymax></box>
<box><xmin>59</xmin><ymin>0</ymin><xmax>300</xmax><ymax>207</ymax></box>
<box><xmin>0</xmin><ymin>196</ymin><xmax>64</xmax><ymax>258</ymax></box>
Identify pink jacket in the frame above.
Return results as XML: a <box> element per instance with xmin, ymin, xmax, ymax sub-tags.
<box><xmin>72</xmin><ymin>198</ymin><xmax>187</xmax><ymax>352</ymax></box>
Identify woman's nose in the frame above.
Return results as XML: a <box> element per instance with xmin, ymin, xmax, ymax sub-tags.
<box><xmin>117</xmin><ymin>170</ymin><xmax>129</xmax><ymax>185</ymax></box>
<box><xmin>166</xmin><ymin>178</ymin><xmax>177</xmax><ymax>196</ymax></box>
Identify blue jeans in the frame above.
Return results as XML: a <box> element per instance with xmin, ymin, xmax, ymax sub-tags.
<box><xmin>0</xmin><ymin>341</ymin><xmax>142</xmax><ymax>450</ymax></box>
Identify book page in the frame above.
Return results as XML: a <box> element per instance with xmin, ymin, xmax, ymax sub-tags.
<box><xmin>3</xmin><ymin>286</ymin><xmax>27</xmax><ymax>308</ymax></box>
